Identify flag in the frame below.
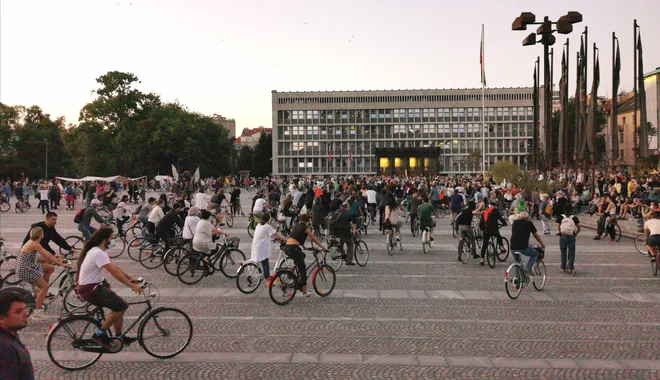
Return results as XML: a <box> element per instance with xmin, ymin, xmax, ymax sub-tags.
<box><xmin>612</xmin><ymin>38</ymin><xmax>621</xmax><ymax>158</ymax></box>
<box><xmin>192</xmin><ymin>167</ymin><xmax>200</xmax><ymax>183</ymax></box>
<box><xmin>579</xmin><ymin>37</ymin><xmax>588</xmax><ymax>157</ymax></box>
<box><xmin>328</xmin><ymin>151</ymin><xmax>333</xmax><ymax>163</ymax></box>
<box><xmin>573</xmin><ymin>51</ymin><xmax>581</xmax><ymax>162</ymax></box>
<box><xmin>558</xmin><ymin>48</ymin><xmax>568</xmax><ymax>166</ymax></box>
<box><xmin>638</xmin><ymin>32</ymin><xmax>649</xmax><ymax>158</ymax></box>
<box><xmin>532</xmin><ymin>63</ymin><xmax>538</xmax><ymax>166</ymax></box>
<box><xmin>586</xmin><ymin>50</ymin><xmax>599</xmax><ymax>160</ymax></box>
<box><xmin>172</xmin><ymin>164</ymin><xmax>179</xmax><ymax>181</ymax></box>
<box><xmin>480</xmin><ymin>24</ymin><xmax>486</xmax><ymax>87</ymax></box>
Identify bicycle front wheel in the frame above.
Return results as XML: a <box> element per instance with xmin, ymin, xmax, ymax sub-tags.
<box><xmin>236</xmin><ymin>262</ymin><xmax>263</xmax><ymax>294</ymax></box>
<box><xmin>422</xmin><ymin>231</ymin><xmax>429</xmax><ymax>254</ymax></box>
<box><xmin>139</xmin><ymin>307</ymin><xmax>193</xmax><ymax>359</ymax></box>
<box><xmin>0</xmin><ymin>201</ymin><xmax>10</xmax><ymax>212</ymax></box>
<box><xmin>486</xmin><ymin>243</ymin><xmax>497</xmax><ymax>268</ymax></box>
<box><xmin>386</xmin><ymin>233</ymin><xmax>395</xmax><ymax>256</ymax></box>
<box><xmin>247</xmin><ymin>221</ymin><xmax>255</xmax><ymax>237</ymax></box>
<box><xmin>127</xmin><ymin>237</ymin><xmax>149</xmax><ymax>262</ymax></box>
<box><xmin>635</xmin><ymin>234</ymin><xmax>647</xmax><ymax>255</ymax></box>
<box><xmin>47</xmin><ymin>316</ymin><xmax>103</xmax><ymax>371</ymax></box>
<box><xmin>163</xmin><ymin>247</ymin><xmax>186</xmax><ymax>276</ymax></box>
<box><xmin>225</xmin><ymin>213</ymin><xmax>234</xmax><ymax>228</ymax></box>
<box><xmin>0</xmin><ymin>254</ymin><xmax>20</xmax><ymax>285</ymax></box>
<box><xmin>505</xmin><ymin>265</ymin><xmax>523</xmax><ymax>299</ymax></box>
<box><xmin>324</xmin><ymin>243</ymin><xmax>344</xmax><ymax>272</ymax></box>
<box><xmin>458</xmin><ymin>239</ymin><xmax>470</xmax><ymax>264</ymax></box>
<box><xmin>176</xmin><ymin>254</ymin><xmax>207</xmax><ymax>285</ymax></box>
<box><xmin>532</xmin><ymin>260</ymin><xmax>547</xmax><ymax>291</ymax></box>
<box><xmin>219</xmin><ymin>249</ymin><xmax>246</xmax><ymax>279</ymax></box>
<box><xmin>497</xmin><ymin>237</ymin><xmax>510</xmax><ymax>262</ymax></box>
<box><xmin>614</xmin><ymin>224</ymin><xmax>622</xmax><ymax>242</ymax></box>
<box><xmin>269</xmin><ymin>270</ymin><xmax>298</xmax><ymax>305</ymax></box>
<box><xmin>355</xmin><ymin>241</ymin><xmax>369</xmax><ymax>267</ymax></box>
<box><xmin>60</xmin><ymin>236</ymin><xmax>84</xmax><ymax>259</ymax></box>
<box><xmin>63</xmin><ymin>285</ymin><xmax>88</xmax><ymax>313</ymax></box>
<box><xmin>139</xmin><ymin>244</ymin><xmax>163</xmax><ymax>270</ymax></box>
<box><xmin>107</xmin><ymin>237</ymin><xmax>126</xmax><ymax>259</ymax></box>
<box><xmin>312</xmin><ymin>264</ymin><xmax>336</xmax><ymax>296</ymax></box>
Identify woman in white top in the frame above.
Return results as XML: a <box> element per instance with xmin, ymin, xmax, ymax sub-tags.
<box><xmin>193</xmin><ymin>210</ymin><xmax>229</xmax><ymax>253</ymax></box>
<box><xmin>195</xmin><ymin>192</ymin><xmax>208</xmax><ymax>210</ymax></box>
<box><xmin>250</xmin><ymin>213</ymin><xmax>286</xmax><ymax>278</ymax></box>
<box><xmin>113</xmin><ymin>195</ymin><xmax>132</xmax><ymax>231</ymax></box>
<box><xmin>183</xmin><ymin>207</ymin><xmax>201</xmax><ymax>240</ymax></box>
<box><xmin>147</xmin><ymin>199</ymin><xmax>165</xmax><ymax>234</ymax></box>
<box><xmin>384</xmin><ymin>197</ymin><xmax>402</xmax><ymax>241</ymax></box>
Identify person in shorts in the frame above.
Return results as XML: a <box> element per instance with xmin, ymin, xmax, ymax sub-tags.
<box><xmin>417</xmin><ymin>196</ymin><xmax>437</xmax><ymax>242</ymax></box>
<box><xmin>76</xmin><ymin>226</ymin><xmax>142</xmax><ymax>349</ymax></box>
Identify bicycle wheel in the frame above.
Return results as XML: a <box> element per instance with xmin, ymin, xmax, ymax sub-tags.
<box><xmin>451</xmin><ymin>224</ymin><xmax>458</xmax><ymax>238</ymax></box>
<box><xmin>225</xmin><ymin>213</ymin><xmax>234</xmax><ymax>228</ymax></box>
<box><xmin>128</xmin><ymin>237</ymin><xmax>149</xmax><ymax>262</ymax></box>
<box><xmin>614</xmin><ymin>224</ymin><xmax>622</xmax><ymax>242</ymax></box>
<box><xmin>63</xmin><ymin>285</ymin><xmax>88</xmax><ymax>313</ymax></box>
<box><xmin>505</xmin><ymin>265</ymin><xmax>523</xmax><ymax>299</ymax></box>
<box><xmin>411</xmin><ymin>220</ymin><xmax>417</xmax><ymax>237</ymax></box>
<box><xmin>268</xmin><ymin>269</ymin><xmax>298</xmax><ymax>305</ymax></box>
<box><xmin>47</xmin><ymin>316</ymin><xmax>103</xmax><ymax>371</ymax></box>
<box><xmin>138</xmin><ymin>307</ymin><xmax>193</xmax><ymax>359</ymax></box>
<box><xmin>247</xmin><ymin>221</ymin><xmax>255</xmax><ymax>237</ymax></box>
<box><xmin>532</xmin><ymin>260</ymin><xmax>547</xmax><ymax>291</ymax></box>
<box><xmin>0</xmin><ymin>255</ymin><xmax>20</xmax><ymax>285</ymax></box>
<box><xmin>0</xmin><ymin>201</ymin><xmax>10</xmax><ymax>212</ymax></box>
<box><xmin>324</xmin><ymin>244</ymin><xmax>344</xmax><ymax>272</ymax></box>
<box><xmin>312</xmin><ymin>264</ymin><xmax>336</xmax><ymax>296</ymax></box>
<box><xmin>486</xmin><ymin>242</ymin><xmax>497</xmax><ymax>268</ymax></box>
<box><xmin>635</xmin><ymin>234</ymin><xmax>647</xmax><ymax>255</ymax></box>
<box><xmin>60</xmin><ymin>236</ymin><xmax>84</xmax><ymax>258</ymax></box>
<box><xmin>355</xmin><ymin>241</ymin><xmax>370</xmax><ymax>267</ymax></box>
<box><xmin>654</xmin><ymin>253</ymin><xmax>659</xmax><ymax>277</ymax></box>
<box><xmin>236</xmin><ymin>262</ymin><xmax>263</xmax><ymax>294</ymax></box>
<box><xmin>176</xmin><ymin>254</ymin><xmax>207</xmax><ymax>285</ymax></box>
<box><xmin>139</xmin><ymin>243</ymin><xmax>163</xmax><ymax>270</ymax></box>
<box><xmin>437</xmin><ymin>208</ymin><xmax>446</xmax><ymax>218</ymax></box>
<box><xmin>422</xmin><ymin>231</ymin><xmax>428</xmax><ymax>254</ymax></box>
<box><xmin>219</xmin><ymin>249</ymin><xmax>246</xmax><ymax>279</ymax></box>
<box><xmin>163</xmin><ymin>246</ymin><xmax>186</xmax><ymax>276</ymax></box>
<box><xmin>458</xmin><ymin>239</ymin><xmax>470</xmax><ymax>264</ymax></box>
<box><xmin>497</xmin><ymin>237</ymin><xmax>510</xmax><ymax>262</ymax></box>
<box><xmin>386</xmin><ymin>233</ymin><xmax>395</xmax><ymax>256</ymax></box>
<box><xmin>107</xmin><ymin>237</ymin><xmax>126</xmax><ymax>259</ymax></box>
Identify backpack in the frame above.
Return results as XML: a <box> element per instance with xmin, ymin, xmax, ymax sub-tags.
<box><xmin>544</xmin><ymin>203</ymin><xmax>553</xmax><ymax>215</ymax></box>
<box><xmin>329</xmin><ymin>209</ymin><xmax>348</xmax><ymax>235</ymax></box>
<box><xmin>74</xmin><ymin>208</ymin><xmax>85</xmax><ymax>224</ymax></box>
<box><xmin>560</xmin><ymin>214</ymin><xmax>576</xmax><ymax>236</ymax></box>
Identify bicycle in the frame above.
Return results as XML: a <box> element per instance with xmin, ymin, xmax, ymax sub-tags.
<box><xmin>385</xmin><ymin>222</ymin><xmax>403</xmax><ymax>256</ymax></box>
<box><xmin>635</xmin><ymin>233</ymin><xmax>647</xmax><ymax>255</ymax></box>
<box><xmin>211</xmin><ymin>206</ymin><xmax>234</xmax><ymax>228</ymax></box>
<box><xmin>0</xmin><ymin>238</ymin><xmax>18</xmax><ymax>284</ymax></box>
<box><xmin>162</xmin><ymin>239</ymin><xmax>194</xmax><ymax>277</ymax></box>
<box><xmin>324</xmin><ymin>232</ymin><xmax>369</xmax><ymax>271</ymax></box>
<box><xmin>421</xmin><ymin>226</ymin><xmax>433</xmax><ymax>254</ymax></box>
<box><xmin>367</xmin><ymin>205</ymin><xmax>377</xmax><ymax>226</ymax></box>
<box><xmin>484</xmin><ymin>234</ymin><xmax>510</xmax><ymax>268</ymax></box>
<box><xmin>457</xmin><ymin>233</ymin><xmax>476</xmax><ymax>264</ymax></box>
<box><xmin>0</xmin><ymin>195</ymin><xmax>11</xmax><ymax>212</ymax></box>
<box><xmin>504</xmin><ymin>246</ymin><xmax>547</xmax><ymax>299</ymax></box>
<box><xmin>175</xmin><ymin>236</ymin><xmax>245</xmax><ymax>284</ymax></box>
<box><xmin>15</xmin><ymin>199</ymin><xmax>32</xmax><ymax>213</ymax></box>
<box><xmin>235</xmin><ymin>240</ymin><xmax>295</xmax><ymax>294</ymax></box>
<box><xmin>433</xmin><ymin>202</ymin><xmax>448</xmax><ymax>218</ymax></box>
<box><xmin>46</xmin><ymin>278</ymin><xmax>192</xmax><ymax>371</ymax></box>
<box><xmin>61</xmin><ymin>226</ymin><xmax>125</xmax><ymax>260</ymax></box>
<box><xmin>411</xmin><ymin>216</ymin><xmax>419</xmax><ymax>237</ymax></box>
<box><xmin>268</xmin><ymin>246</ymin><xmax>336</xmax><ymax>305</ymax></box>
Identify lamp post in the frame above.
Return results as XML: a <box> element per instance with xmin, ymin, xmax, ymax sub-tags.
<box><xmin>512</xmin><ymin>11</ymin><xmax>582</xmax><ymax>171</ymax></box>
<box><xmin>44</xmin><ymin>139</ymin><xmax>48</xmax><ymax>180</ymax></box>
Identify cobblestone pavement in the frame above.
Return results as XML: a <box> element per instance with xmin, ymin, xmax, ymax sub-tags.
<box><xmin>1</xmin><ymin>192</ymin><xmax>659</xmax><ymax>379</ymax></box>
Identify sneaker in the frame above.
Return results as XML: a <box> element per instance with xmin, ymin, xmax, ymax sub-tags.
<box><xmin>219</xmin><ymin>223</ymin><xmax>226</xmax><ymax>227</ymax></box>
<box><xmin>593</xmin><ymin>236</ymin><xmax>601</xmax><ymax>240</ymax></box>
<box><xmin>119</xmin><ymin>335</ymin><xmax>138</xmax><ymax>345</ymax></box>
<box><xmin>608</xmin><ymin>239</ymin><xmax>616</xmax><ymax>243</ymax></box>
<box><xmin>524</xmin><ymin>268</ymin><xmax>534</xmax><ymax>277</ymax></box>
<box><xmin>30</xmin><ymin>309</ymin><xmax>50</xmax><ymax>321</ymax></box>
<box><xmin>480</xmin><ymin>259</ymin><xmax>485</xmax><ymax>266</ymax></box>
<box><xmin>650</xmin><ymin>257</ymin><xmax>657</xmax><ymax>263</ymax></box>
<box><xmin>345</xmin><ymin>262</ymin><xmax>356</xmax><ymax>266</ymax></box>
<box><xmin>457</xmin><ymin>256</ymin><xmax>462</xmax><ymax>262</ymax></box>
<box><xmin>92</xmin><ymin>333</ymin><xmax>113</xmax><ymax>350</ymax></box>
<box><xmin>395</xmin><ymin>236</ymin><xmax>401</xmax><ymax>242</ymax></box>
<box><xmin>430</xmin><ymin>237</ymin><xmax>434</xmax><ymax>242</ymax></box>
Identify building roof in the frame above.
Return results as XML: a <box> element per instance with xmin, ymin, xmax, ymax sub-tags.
<box><xmin>240</xmin><ymin>127</ymin><xmax>272</xmax><ymax>137</ymax></box>
<box><xmin>617</xmin><ymin>93</ymin><xmax>638</xmax><ymax>113</ymax></box>
<box><xmin>645</xmin><ymin>66</ymin><xmax>660</xmax><ymax>78</ymax></box>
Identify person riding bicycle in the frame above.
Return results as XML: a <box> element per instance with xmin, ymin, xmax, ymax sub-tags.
<box><xmin>252</xmin><ymin>192</ymin><xmax>272</xmax><ymax>221</ymax></box>
<box><xmin>76</xmin><ymin>226</ymin><xmax>143</xmax><ymax>348</ymax></box>
<box><xmin>155</xmin><ymin>203</ymin><xmax>184</xmax><ymax>253</ymax></box>
<box><xmin>644</xmin><ymin>211</ymin><xmax>660</xmax><ymax>262</ymax></box>
<box><xmin>417</xmin><ymin>196</ymin><xmax>437</xmax><ymax>243</ymax></box>
<box><xmin>147</xmin><ymin>199</ymin><xmax>165</xmax><ymax>235</ymax></box>
<box><xmin>383</xmin><ymin>197</ymin><xmax>402</xmax><ymax>242</ymax></box>
<box><xmin>209</xmin><ymin>188</ymin><xmax>229</xmax><ymax>226</ymax></box>
<box><xmin>285</xmin><ymin>214</ymin><xmax>329</xmax><ymax>296</ymax></box>
<box><xmin>192</xmin><ymin>210</ymin><xmax>230</xmax><ymax>254</ymax></box>
<box><xmin>113</xmin><ymin>195</ymin><xmax>132</xmax><ymax>234</ymax></box>
<box><xmin>311</xmin><ymin>197</ymin><xmax>327</xmax><ymax>235</ymax></box>
<box><xmin>408</xmin><ymin>190</ymin><xmax>421</xmax><ymax>232</ymax></box>
<box><xmin>78</xmin><ymin>199</ymin><xmax>107</xmax><ymax>241</ymax></box>
<box><xmin>348</xmin><ymin>193</ymin><xmax>364</xmax><ymax>231</ymax></box>
<box><xmin>510</xmin><ymin>212</ymin><xmax>545</xmax><ymax>278</ymax></box>
<box><xmin>183</xmin><ymin>207</ymin><xmax>201</xmax><ymax>241</ymax></box>
<box><xmin>22</xmin><ymin>212</ymin><xmax>76</xmax><ymax>258</ymax></box>
<box><xmin>449</xmin><ymin>189</ymin><xmax>464</xmax><ymax>223</ymax></box>
<box><xmin>456</xmin><ymin>201</ymin><xmax>479</xmax><ymax>260</ymax></box>
<box><xmin>13</xmin><ymin>184</ymin><xmax>24</xmax><ymax>211</ymax></box>
<box><xmin>16</xmin><ymin>227</ymin><xmax>70</xmax><ymax>320</ymax></box>
<box><xmin>479</xmin><ymin>200</ymin><xmax>507</xmax><ymax>266</ymax></box>
<box><xmin>365</xmin><ymin>186</ymin><xmax>377</xmax><ymax>215</ymax></box>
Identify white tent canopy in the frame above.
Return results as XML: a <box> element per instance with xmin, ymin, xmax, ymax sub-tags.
<box><xmin>56</xmin><ymin>175</ymin><xmax>148</xmax><ymax>183</ymax></box>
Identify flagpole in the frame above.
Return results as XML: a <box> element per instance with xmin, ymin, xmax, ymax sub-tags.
<box><xmin>481</xmin><ymin>24</ymin><xmax>486</xmax><ymax>175</ymax></box>
<box><xmin>633</xmin><ymin>19</ymin><xmax>638</xmax><ymax>161</ymax></box>
<box><xmin>610</xmin><ymin>32</ymin><xmax>616</xmax><ymax>172</ymax></box>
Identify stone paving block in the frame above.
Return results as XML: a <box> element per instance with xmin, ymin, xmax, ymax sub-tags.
<box><xmin>343</xmin><ymin>289</ymin><xmax>379</xmax><ymax>298</ymax></box>
<box><xmin>157</xmin><ymin>288</ymin><xmax>182</xmax><ymax>297</ymax></box>
<box><xmin>176</xmin><ymin>288</ymin><xmax>200</xmax><ymax>297</ymax></box>
<box><xmin>251</xmin><ymin>353</ymin><xmax>292</xmax><ymax>363</ymax></box>
<box><xmin>460</xmin><ymin>290</ymin><xmax>493</xmax><ymax>300</ymax></box>
<box><xmin>198</xmin><ymin>352</ymin><xmax>254</xmax><ymax>363</ymax></box>
<box><xmin>546</xmin><ymin>359</ymin><xmax>580</xmax><ymax>369</ymax></box>
<box><xmin>620</xmin><ymin>359</ymin><xmax>660</xmax><ymax>370</ymax></box>
<box><xmin>417</xmin><ymin>355</ymin><xmax>449</xmax><ymax>366</ymax></box>
<box><xmin>581</xmin><ymin>292</ymin><xmax>624</xmax><ymax>302</ymax></box>
<box><xmin>329</xmin><ymin>289</ymin><xmax>344</xmax><ymax>298</ymax></box>
<box><xmin>528</xmin><ymin>292</ymin><xmax>555</xmax><ymax>301</ymax></box>
<box><xmin>426</xmin><ymin>290</ymin><xmax>465</xmax><ymax>300</ymax></box>
<box><xmin>407</xmin><ymin>290</ymin><xmax>428</xmax><ymax>299</ymax></box>
<box><xmin>575</xmin><ymin>359</ymin><xmax>627</xmax><ymax>369</ymax></box>
<box><xmin>379</xmin><ymin>289</ymin><xmax>409</xmax><ymax>299</ymax></box>
<box><xmin>446</xmin><ymin>356</ymin><xmax>493</xmax><ymax>367</ymax></box>
<box><xmin>319</xmin><ymin>353</ymin><xmax>363</xmax><ymax>364</ymax></box>
<box><xmin>613</xmin><ymin>293</ymin><xmax>659</xmax><ymax>303</ymax></box>
<box><xmin>290</xmin><ymin>353</ymin><xmax>319</xmax><ymax>363</ymax></box>
<box><xmin>491</xmin><ymin>357</ymin><xmax>550</xmax><ymax>369</ymax></box>
<box><xmin>363</xmin><ymin>354</ymin><xmax>419</xmax><ymax>365</ymax></box>
<box><xmin>193</xmin><ymin>287</ymin><xmax>228</xmax><ymax>297</ymax></box>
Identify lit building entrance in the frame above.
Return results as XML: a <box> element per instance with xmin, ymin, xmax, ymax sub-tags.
<box><xmin>376</xmin><ymin>147</ymin><xmax>441</xmax><ymax>176</ymax></box>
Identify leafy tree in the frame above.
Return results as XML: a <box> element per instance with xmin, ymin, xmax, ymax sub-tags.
<box><xmin>251</xmin><ymin>132</ymin><xmax>273</xmax><ymax>177</ymax></box>
<box><xmin>491</xmin><ymin>160</ymin><xmax>520</xmax><ymax>183</ymax></box>
<box><xmin>461</xmin><ymin>150</ymin><xmax>482</xmax><ymax>172</ymax></box>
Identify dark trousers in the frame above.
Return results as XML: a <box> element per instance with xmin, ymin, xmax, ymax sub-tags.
<box><xmin>284</xmin><ymin>245</ymin><xmax>307</xmax><ymax>287</ymax></box>
<box><xmin>378</xmin><ymin>206</ymin><xmax>386</xmax><ymax>229</ymax></box>
<box><xmin>50</xmin><ymin>196</ymin><xmax>57</xmax><ymax>209</ymax></box>
<box><xmin>39</xmin><ymin>200</ymin><xmax>50</xmax><ymax>214</ymax></box>
<box><xmin>559</xmin><ymin>235</ymin><xmax>576</xmax><ymax>270</ymax></box>
<box><xmin>340</xmin><ymin>235</ymin><xmax>355</xmax><ymax>263</ymax></box>
<box><xmin>596</xmin><ymin>216</ymin><xmax>616</xmax><ymax>239</ymax></box>
<box><xmin>481</xmin><ymin>231</ymin><xmax>503</xmax><ymax>259</ymax></box>
<box><xmin>530</xmin><ymin>204</ymin><xmax>540</xmax><ymax>219</ymax></box>
<box><xmin>261</xmin><ymin>258</ymin><xmax>270</xmax><ymax>278</ymax></box>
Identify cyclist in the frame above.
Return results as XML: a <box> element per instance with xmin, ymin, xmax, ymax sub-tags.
<box><xmin>449</xmin><ymin>189</ymin><xmax>464</xmax><ymax>223</ymax></box>
<box><xmin>383</xmin><ymin>197</ymin><xmax>402</xmax><ymax>242</ymax></box>
<box><xmin>135</xmin><ymin>197</ymin><xmax>155</xmax><ymax>228</ymax></box>
<box><xmin>417</xmin><ymin>196</ymin><xmax>437</xmax><ymax>243</ymax></box>
<box><xmin>209</xmin><ymin>188</ymin><xmax>229</xmax><ymax>226</ymax></box>
<box><xmin>284</xmin><ymin>214</ymin><xmax>328</xmax><ymax>296</ymax></box>
<box><xmin>113</xmin><ymin>195</ymin><xmax>132</xmax><ymax>233</ymax></box>
<box><xmin>192</xmin><ymin>210</ymin><xmax>230</xmax><ymax>254</ymax></box>
<box><xmin>456</xmin><ymin>201</ymin><xmax>479</xmax><ymax>260</ymax></box>
<box><xmin>155</xmin><ymin>203</ymin><xmax>184</xmax><ymax>252</ymax></box>
<box><xmin>311</xmin><ymin>197</ymin><xmax>327</xmax><ymax>236</ymax></box>
<box><xmin>76</xmin><ymin>226</ymin><xmax>142</xmax><ymax>348</ymax></box>
<box><xmin>147</xmin><ymin>199</ymin><xmax>165</xmax><ymax>235</ymax></box>
<box><xmin>510</xmin><ymin>212</ymin><xmax>545</xmax><ymax>278</ymax></box>
<box><xmin>13</xmin><ymin>184</ymin><xmax>25</xmax><ymax>212</ymax></box>
<box><xmin>479</xmin><ymin>200</ymin><xmax>507</xmax><ymax>266</ymax></box>
<box><xmin>183</xmin><ymin>207</ymin><xmax>201</xmax><ymax>241</ymax></box>
<box><xmin>78</xmin><ymin>199</ymin><xmax>107</xmax><ymax>241</ymax></box>
<box><xmin>408</xmin><ymin>190</ymin><xmax>421</xmax><ymax>234</ymax></box>
<box><xmin>16</xmin><ymin>227</ymin><xmax>69</xmax><ymax>320</ymax></box>
<box><xmin>365</xmin><ymin>186</ymin><xmax>377</xmax><ymax>218</ymax></box>
<box><xmin>644</xmin><ymin>211</ymin><xmax>660</xmax><ymax>262</ymax></box>
<box><xmin>252</xmin><ymin>192</ymin><xmax>272</xmax><ymax>221</ymax></box>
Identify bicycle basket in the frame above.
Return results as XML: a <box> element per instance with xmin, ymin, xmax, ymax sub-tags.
<box><xmin>227</xmin><ymin>237</ymin><xmax>240</xmax><ymax>248</ymax></box>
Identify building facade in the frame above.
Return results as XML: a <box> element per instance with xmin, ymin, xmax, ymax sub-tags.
<box><xmin>236</xmin><ymin>127</ymin><xmax>272</xmax><ymax>148</ymax></box>
<box><xmin>272</xmin><ymin>88</ymin><xmax>541</xmax><ymax>176</ymax></box>
<box><xmin>211</xmin><ymin>114</ymin><xmax>237</xmax><ymax>138</ymax></box>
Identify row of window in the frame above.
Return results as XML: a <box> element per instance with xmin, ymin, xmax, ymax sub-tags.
<box><xmin>279</xmin><ymin>107</ymin><xmax>534</xmax><ymax>123</ymax></box>
<box><xmin>278</xmin><ymin>123</ymin><xmax>534</xmax><ymax>140</ymax></box>
<box><xmin>276</xmin><ymin>92</ymin><xmax>533</xmax><ymax>105</ymax></box>
<box><xmin>277</xmin><ymin>139</ymin><xmax>532</xmax><ymax>156</ymax></box>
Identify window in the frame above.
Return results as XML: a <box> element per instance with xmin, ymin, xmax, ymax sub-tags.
<box><xmin>312</xmin><ymin>110</ymin><xmax>319</xmax><ymax>120</ymax></box>
<box><xmin>512</xmin><ymin>107</ymin><xmax>518</xmax><ymax>117</ymax></box>
<box><xmin>306</xmin><ymin>111</ymin><xmax>313</xmax><ymax>120</ymax></box>
<box><xmin>384</xmin><ymin>110</ymin><xmax>391</xmax><ymax>119</ymax></box>
<box><xmin>408</xmin><ymin>109</ymin><xmax>415</xmax><ymax>118</ymax></box>
<box><xmin>623</xmin><ymin>116</ymin><xmax>627</xmax><ymax>125</ymax></box>
<box><xmin>619</xmin><ymin>131</ymin><xmax>624</xmax><ymax>143</ymax></box>
<box><xmin>458</xmin><ymin>108</ymin><xmax>465</xmax><ymax>117</ymax></box>
<box><xmin>497</xmin><ymin>108</ymin><xmax>503</xmax><ymax>117</ymax></box>
<box><xmin>467</xmin><ymin>108</ymin><xmax>473</xmax><ymax>117</ymax></box>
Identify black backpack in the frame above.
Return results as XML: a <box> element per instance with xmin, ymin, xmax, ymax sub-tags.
<box><xmin>329</xmin><ymin>209</ymin><xmax>348</xmax><ymax>235</ymax></box>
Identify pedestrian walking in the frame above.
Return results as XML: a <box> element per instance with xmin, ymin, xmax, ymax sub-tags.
<box><xmin>539</xmin><ymin>193</ymin><xmax>551</xmax><ymax>235</ymax></box>
<box><xmin>556</xmin><ymin>205</ymin><xmax>581</xmax><ymax>275</ymax></box>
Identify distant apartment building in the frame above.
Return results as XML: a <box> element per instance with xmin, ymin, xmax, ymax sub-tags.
<box><xmin>235</xmin><ymin>127</ymin><xmax>272</xmax><ymax>148</ymax></box>
<box><xmin>211</xmin><ymin>114</ymin><xmax>236</xmax><ymax>138</ymax></box>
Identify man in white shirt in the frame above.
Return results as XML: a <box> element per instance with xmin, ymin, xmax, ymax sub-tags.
<box><xmin>147</xmin><ymin>199</ymin><xmax>165</xmax><ymax>234</ymax></box>
<box><xmin>194</xmin><ymin>191</ymin><xmax>208</xmax><ymax>210</ymax></box>
<box><xmin>644</xmin><ymin>212</ymin><xmax>660</xmax><ymax>261</ymax></box>
<box><xmin>76</xmin><ymin>226</ymin><xmax>142</xmax><ymax>349</ymax></box>
<box><xmin>365</xmin><ymin>187</ymin><xmax>377</xmax><ymax>209</ymax></box>
<box><xmin>252</xmin><ymin>194</ymin><xmax>271</xmax><ymax>220</ymax></box>
<box><xmin>193</xmin><ymin>210</ymin><xmax>229</xmax><ymax>253</ymax></box>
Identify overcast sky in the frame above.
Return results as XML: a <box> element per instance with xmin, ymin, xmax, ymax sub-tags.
<box><xmin>2</xmin><ymin>0</ymin><xmax>659</xmax><ymax>135</ymax></box>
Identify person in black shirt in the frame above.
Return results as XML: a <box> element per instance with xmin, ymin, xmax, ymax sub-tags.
<box><xmin>156</xmin><ymin>203</ymin><xmax>184</xmax><ymax>252</ymax></box>
<box><xmin>230</xmin><ymin>188</ymin><xmax>242</xmax><ymax>216</ymax></box>
<box><xmin>22</xmin><ymin>212</ymin><xmax>73</xmax><ymax>256</ymax></box>
<box><xmin>283</xmin><ymin>214</ymin><xmax>328</xmax><ymax>296</ymax></box>
<box><xmin>456</xmin><ymin>201</ymin><xmax>478</xmax><ymax>260</ymax></box>
<box><xmin>510</xmin><ymin>212</ymin><xmax>545</xmax><ymax>276</ymax></box>
<box><xmin>479</xmin><ymin>202</ymin><xmax>507</xmax><ymax>266</ymax></box>
<box><xmin>330</xmin><ymin>192</ymin><xmax>343</xmax><ymax>213</ymax></box>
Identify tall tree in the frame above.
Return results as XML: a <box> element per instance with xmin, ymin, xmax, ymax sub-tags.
<box><xmin>251</xmin><ymin>132</ymin><xmax>273</xmax><ymax>177</ymax></box>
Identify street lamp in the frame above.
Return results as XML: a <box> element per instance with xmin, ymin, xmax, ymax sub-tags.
<box><xmin>512</xmin><ymin>11</ymin><xmax>582</xmax><ymax>171</ymax></box>
<box><xmin>44</xmin><ymin>138</ymin><xmax>48</xmax><ymax>180</ymax></box>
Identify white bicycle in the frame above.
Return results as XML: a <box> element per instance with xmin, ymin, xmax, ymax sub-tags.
<box><xmin>235</xmin><ymin>239</ymin><xmax>294</xmax><ymax>294</ymax></box>
<box><xmin>421</xmin><ymin>226</ymin><xmax>433</xmax><ymax>254</ymax></box>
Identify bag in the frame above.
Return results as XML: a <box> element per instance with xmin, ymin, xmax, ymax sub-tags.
<box><xmin>329</xmin><ymin>209</ymin><xmax>348</xmax><ymax>235</ymax></box>
<box><xmin>73</xmin><ymin>208</ymin><xmax>85</xmax><ymax>224</ymax></box>
<box><xmin>560</xmin><ymin>214</ymin><xmax>577</xmax><ymax>236</ymax></box>
<box><xmin>382</xmin><ymin>209</ymin><xmax>393</xmax><ymax>230</ymax></box>
<box><xmin>544</xmin><ymin>203</ymin><xmax>553</xmax><ymax>215</ymax></box>
<box><xmin>210</xmin><ymin>194</ymin><xmax>220</xmax><ymax>204</ymax></box>
<box><xmin>587</xmin><ymin>204</ymin><xmax>597</xmax><ymax>215</ymax></box>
